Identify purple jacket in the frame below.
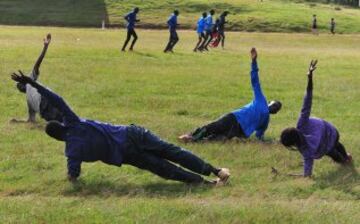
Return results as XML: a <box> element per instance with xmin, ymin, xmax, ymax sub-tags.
<box><xmin>297</xmin><ymin>76</ymin><xmax>338</xmax><ymax>176</ymax></box>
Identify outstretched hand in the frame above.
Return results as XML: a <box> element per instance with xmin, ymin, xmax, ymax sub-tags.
<box><xmin>308</xmin><ymin>59</ymin><xmax>317</xmax><ymax>77</ymax></box>
<box><xmin>11</xmin><ymin>70</ymin><xmax>33</xmax><ymax>85</ymax></box>
<box><xmin>44</xmin><ymin>33</ymin><xmax>51</xmax><ymax>45</ymax></box>
<box><xmin>251</xmin><ymin>47</ymin><xmax>257</xmax><ymax>61</ymax></box>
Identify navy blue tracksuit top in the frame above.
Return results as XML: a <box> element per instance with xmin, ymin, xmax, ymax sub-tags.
<box><xmin>36</xmin><ymin>83</ymin><xmax>128</xmax><ymax>178</ymax></box>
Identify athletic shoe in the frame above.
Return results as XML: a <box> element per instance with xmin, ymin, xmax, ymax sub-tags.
<box><xmin>178</xmin><ymin>134</ymin><xmax>193</xmax><ymax>143</ymax></box>
<box><xmin>347</xmin><ymin>153</ymin><xmax>353</xmax><ymax>163</ymax></box>
<box><xmin>217</xmin><ymin>168</ymin><xmax>230</xmax><ymax>184</ymax></box>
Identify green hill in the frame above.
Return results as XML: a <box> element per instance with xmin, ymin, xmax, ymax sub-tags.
<box><xmin>1</xmin><ymin>0</ymin><xmax>360</xmax><ymax>33</ymax></box>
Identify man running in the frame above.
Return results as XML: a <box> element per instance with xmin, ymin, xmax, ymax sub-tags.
<box><xmin>179</xmin><ymin>48</ymin><xmax>282</xmax><ymax>142</ymax></box>
<box><xmin>330</xmin><ymin>18</ymin><xmax>336</xmax><ymax>35</ymax></box>
<box><xmin>217</xmin><ymin>11</ymin><xmax>229</xmax><ymax>49</ymax></box>
<box><xmin>164</xmin><ymin>10</ymin><xmax>180</xmax><ymax>53</ymax></box>
<box><xmin>199</xmin><ymin>9</ymin><xmax>215</xmax><ymax>51</ymax></box>
<box><xmin>121</xmin><ymin>7</ymin><xmax>140</xmax><ymax>52</ymax></box>
<box><xmin>280</xmin><ymin>60</ymin><xmax>352</xmax><ymax>177</ymax></box>
<box><xmin>11</xmin><ymin>72</ymin><xmax>230</xmax><ymax>186</ymax></box>
<box><xmin>312</xmin><ymin>14</ymin><xmax>318</xmax><ymax>35</ymax></box>
<box><xmin>193</xmin><ymin>12</ymin><xmax>207</xmax><ymax>52</ymax></box>
<box><xmin>12</xmin><ymin>33</ymin><xmax>62</xmax><ymax>123</ymax></box>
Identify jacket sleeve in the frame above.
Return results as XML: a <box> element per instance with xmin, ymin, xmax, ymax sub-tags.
<box><xmin>250</xmin><ymin>60</ymin><xmax>265</xmax><ymax>102</ymax></box>
<box><xmin>303</xmin><ymin>157</ymin><xmax>314</xmax><ymax>177</ymax></box>
<box><xmin>30</xmin><ymin>81</ymin><xmax>80</xmax><ymax>125</ymax></box>
<box><xmin>255</xmin><ymin>119</ymin><xmax>269</xmax><ymax>140</ymax></box>
<box><xmin>298</xmin><ymin>76</ymin><xmax>313</xmax><ymax>127</ymax></box>
<box><xmin>67</xmin><ymin>157</ymin><xmax>82</xmax><ymax>178</ymax></box>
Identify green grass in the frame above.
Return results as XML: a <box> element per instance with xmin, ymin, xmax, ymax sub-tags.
<box><xmin>0</xmin><ymin>26</ymin><xmax>359</xmax><ymax>223</ymax></box>
<box><xmin>1</xmin><ymin>0</ymin><xmax>360</xmax><ymax>33</ymax></box>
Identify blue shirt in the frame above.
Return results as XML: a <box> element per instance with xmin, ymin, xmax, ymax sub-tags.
<box><xmin>35</xmin><ymin>84</ymin><xmax>128</xmax><ymax>178</ymax></box>
<box><xmin>205</xmin><ymin>15</ymin><xmax>213</xmax><ymax>31</ymax></box>
<box><xmin>197</xmin><ymin>17</ymin><xmax>206</xmax><ymax>33</ymax></box>
<box><xmin>231</xmin><ymin>61</ymin><xmax>270</xmax><ymax>139</ymax></box>
<box><xmin>124</xmin><ymin>11</ymin><xmax>137</xmax><ymax>29</ymax></box>
<box><xmin>167</xmin><ymin>14</ymin><xmax>177</xmax><ymax>31</ymax></box>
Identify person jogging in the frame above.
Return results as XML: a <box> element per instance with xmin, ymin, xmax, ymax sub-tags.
<box><xmin>121</xmin><ymin>7</ymin><xmax>140</xmax><ymax>52</ymax></box>
<box><xmin>280</xmin><ymin>60</ymin><xmax>352</xmax><ymax>177</ymax></box>
<box><xmin>217</xmin><ymin>11</ymin><xmax>229</xmax><ymax>49</ymax></box>
<box><xmin>199</xmin><ymin>9</ymin><xmax>215</xmax><ymax>51</ymax></box>
<box><xmin>12</xmin><ymin>33</ymin><xmax>62</xmax><ymax>123</ymax></box>
<box><xmin>11</xmin><ymin>72</ymin><xmax>230</xmax><ymax>186</ymax></box>
<box><xmin>193</xmin><ymin>12</ymin><xmax>207</xmax><ymax>52</ymax></box>
<box><xmin>164</xmin><ymin>10</ymin><xmax>180</xmax><ymax>53</ymax></box>
<box><xmin>330</xmin><ymin>18</ymin><xmax>336</xmax><ymax>35</ymax></box>
<box><xmin>179</xmin><ymin>48</ymin><xmax>282</xmax><ymax>142</ymax></box>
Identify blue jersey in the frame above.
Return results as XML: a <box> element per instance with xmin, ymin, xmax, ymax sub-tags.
<box><xmin>231</xmin><ymin>61</ymin><xmax>270</xmax><ymax>139</ymax></box>
<box><xmin>167</xmin><ymin>14</ymin><xmax>177</xmax><ymax>31</ymax></box>
<box><xmin>204</xmin><ymin>15</ymin><xmax>213</xmax><ymax>31</ymax></box>
<box><xmin>197</xmin><ymin>17</ymin><xmax>206</xmax><ymax>33</ymax></box>
<box><xmin>35</xmin><ymin>83</ymin><xmax>128</xmax><ymax>178</ymax></box>
<box><xmin>124</xmin><ymin>11</ymin><xmax>137</xmax><ymax>29</ymax></box>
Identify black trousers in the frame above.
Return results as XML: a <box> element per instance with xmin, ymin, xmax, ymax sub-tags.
<box><xmin>326</xmin><ymin>133</ymin><xmax>350</xmax><ymax>163</ymax></box>
<box><xmin>122</xmin><ymin>28</ymin><xmax>138</xmax><ymax>50</ymax></box>
<box><xmin>123</xmin><ymin>125</ymin><xmax>215</xmax><ymax>183</ymax></box>
<box><xmin>191</xmin><ymin>113</ymin><xmax>245</xmax><ymax>141</ymax></box>
<box><xmin>164</xmin><ymin>30</ymin><xmax>179</xmax><ymax>52</ymax></box>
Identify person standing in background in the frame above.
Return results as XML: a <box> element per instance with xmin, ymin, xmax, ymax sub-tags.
<box><xmin>121</xmin><ymin>7</ymin><xmax>140</xmax><ymax>52</ymax></box>
<box><xmin>164</xmin><ymin>10</ymin><xmax>180</xmax><ymax>53</ymax></box>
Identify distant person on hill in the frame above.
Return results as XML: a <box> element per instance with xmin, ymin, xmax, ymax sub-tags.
<box><xmin>330</xmin><ymin>18</ymin><xmax>336</xmax><ymax>35</ymax></box>
<box><xmin>199</xmin><ymin>9</ymin><xmax>215</xmax><ymax>51</ymax></box>
<box><xmin>121</xmin><ymin>7</ymin><xmax>140</xmax><ymax>52</ymax></box>
<box><xmin>217</xmin><ymin>11</ymin><xmax>229</xmax><ymax>49</ymax></box>
<box><xmin>280</xmin><ymin>60</ymin><xmax>353</xmax><ymax>177</ymax></box>
<box><xmin>164</xmin><ymin>10</ymin><xmax>180</xmax><ymax>53</ymax></box>
<box><xmin>12</xmin><ymin>33</ymin><xmax>63</xmax><ymax>123</ymax></box>
<box><xmin>312</xmin><ymin>14</ymin><xmax>318</xmax><ymax>35</ymax></box>
<box><xmin>194</xmin><ymin>12</ymin><xmax>207</xmax><ymax>52</ymax></box>
<box><xmin>179</xmin><ymin>48</ymin><xmax>282</xmax><ymax>142</ymax></box>
<box><xmin>11</xmin><ymin>71</ymin><xmax>230</xmax><ymax>186</ymax></box>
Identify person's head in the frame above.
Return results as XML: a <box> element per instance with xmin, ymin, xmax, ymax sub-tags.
<box><xmin>134</xmin><ymin>7</ymin><xmax>139</xmax><ymax>13</ymax></box>
<box><xmin>331</xmin><ymin>18</ymin><xmax>334</xmax><ymax>21</ymax></box>
<box><xmin>268</xmin><ymin>100</ymin><xmax>282</xmax><ymax>114</ymax></box>
<box><xmin>45</xmin><ymin>121</ymin><xmax>67</xmax><ymax>141</ymax></box>
<box><xmin>174</xmin><ymin>10</ymin><xmax>179</xmax><ymax>16</ymax></box>
<box><xmin>210</xmin><ymin>9</ymin><xmax>215</xmax><ymax>15</ymax></box>
<box><xmin>16</xmin><ymin>83</ymin><xmax>26</xmax><ymax>93</ymax></box>
<box><xmin>222</xmin><ymin>11</ymin><xmax>229</xmax><ymax>17</ymax></box>
<box><xmin>202</xmin><ymin>12</ymin><xmax>207</xmax><ymax>18</ymax></box>
<box><xmin>313</xmin><ymin>14</ymin><xmax>316</xmax><ymax>18</ymax></box>
<box><xmin>280</xmin><ymin>127</ymin><xmax>302</xmax><ymax>150</ymax></box>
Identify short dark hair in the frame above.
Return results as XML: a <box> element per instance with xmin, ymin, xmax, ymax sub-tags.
<box><xmin>16</xmin><ymin>83</ymin><xmax>26</xmax><ymax>93</ymax></box>
<box><xmin>174</xmin><ymin>10</ymin><xmax>179</xmax><ymax>15</ymax></box>
<box><xmin>202</xmin><ymin>12</ymin><xmax>207</xmax><ymax>17</ymax></box>
<box><xmin>210</xmin><ymin>9</ymin><xmax>215</xmax><ymax>15</ymax></box>
<box><xmin>280</xmin><ymin>128</ymin><xmax>300</xmax><ymax>147</ymax></box>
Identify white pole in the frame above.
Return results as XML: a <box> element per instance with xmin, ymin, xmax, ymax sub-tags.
<box><xmin>102</xmin><ymin>20</ymin><xmax>105</xmax><ymax>30</ymax></box>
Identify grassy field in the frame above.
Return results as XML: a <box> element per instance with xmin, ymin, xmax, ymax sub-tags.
<box><xmin>1</xmin><ymin>0</ymin><xmax>360</xmax><ymax>33</ymax></box>
<box><xmin>0</xmin><ymin>26</ymin><xmax>359</xmax><ymax>223</ymax></box>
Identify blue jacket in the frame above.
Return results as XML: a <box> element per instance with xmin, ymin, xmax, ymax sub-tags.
<box><xmin>232</xmin><ymin>61</ymin><xmax>270</xmax><ymax>139</ymax></box>
<box><xmin>205</xmin><ymin>15</ymin><xmax>213</xmax><ymax>31</ymax></box>
<box><xmin>197</xmin><ymin>17</ymin><xmax>206</xmax><ymax>33</ymax></box>
<box><xmin>124</xmin><ymin>11</ymin><xmax>137</xmax><ymax>29</ymax></box>
<box><xmin>35</xmin><ymin>84</ymin><xmax>128</xmax><ymax>178</ymax></box>
<box><xmin>167</xmin><ymin>14</ymin><xmax>177</xmax><ymax>31</ymax></box>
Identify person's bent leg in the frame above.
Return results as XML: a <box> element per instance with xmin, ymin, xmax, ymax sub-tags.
<box><xmin>169</xmin><ymin>32</ymin><xmax>179</xmax><ymax>51</ymax></box>
<box><xmin>129</xmin><ymin>29</ymin><xmax>138</xmax><ymax>50</ymax></box>
<box><xmin>204</xmin><ymin>31</ymin><xmax>214</xmax><ymax>48</ymax></box>
<box><xmin>199</xmin><ymin>32</ymin><xmax>209</xmax><ymax>50</ymax></box>
<box><xmin>122</xmin><ymin>29</ymin><xmax>132</xmax><ymax>51</ymax></box>
<box><xmin>327</xmin><ymin>141</ymin><xmax>351</xmax><ymax>164</ymax></box>
<box><xmin>194</xmin><ymin>36</ymin><xmax>202</xmax><ymax>51</ymax></box>
<box><xmin>220</xmin><ymin>33</ymin><xmax>225</xmax><ymax>48</ymax></box>
<box><xmin>164</xmin><ymin>32</ymin><xmax>173</xmax><ymax>52</ymax></box>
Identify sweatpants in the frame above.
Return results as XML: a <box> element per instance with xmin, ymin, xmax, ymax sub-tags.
<box><xmin>122</xmin><ymin>28</ymin><xmax>138</xmax><ymax>50</ymax></box>
<box><xmin>123</xmin><ymin>125</ymin><xmax>216</xmax><ymax>183</ymax></box>
<box><xmin>191</xmin><ymin>113</ymin><xmax>245</xmax><ymax>141</ymax></box>
<box><xmin>326</xmin><ymin>133</ymin><xmax>351</xmax><ymax>163</ymax></box>
<box><xmin>164</xmin><ymin>30</ymin><xmax>179</xmax><ymax>52</ymax></box>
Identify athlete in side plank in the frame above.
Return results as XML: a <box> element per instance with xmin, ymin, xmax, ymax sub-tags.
<box><xmin>12</xmin><ymin>33</ymin><xmax>63</xmax><ymax>123</ymax></box>
<box><xmin>280</xmin><ymin>60</ymin><xmax>353</xmax><ymax>177</ymax></box>
<box><xmin>11</xmin><ymin>72</ymin><xmax>230</xmax><ymax>186</ymax></box>
<box><xmin>179</xmin><ymin>48</ymin><xmax>282</xmax><ymax>142</ymax></box>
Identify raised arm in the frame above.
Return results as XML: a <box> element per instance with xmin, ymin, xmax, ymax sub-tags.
<box><xmin>298</xmin><ymin>60</ymin><xmax>317</xmax><ymax>126</ymax></box>
<box><xmin>250</xmin><ymin>48</ymin><xmax>265</xmax><ymax>101</ymax></box>
<box><xmin>11</xmin><ymin>71</ymin><xmax>80</xmax><ymax>125</ymax></box>
<box><xmin>32</xmin><ymin>34</ymin><xmax>51</xmax><ymax>81</ymax></box>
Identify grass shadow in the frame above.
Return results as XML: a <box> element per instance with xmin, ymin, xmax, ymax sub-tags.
<box><xmin>62</xmin><ymin>179</ymin><xmax>214</xmax><ymax>198</ymax></box>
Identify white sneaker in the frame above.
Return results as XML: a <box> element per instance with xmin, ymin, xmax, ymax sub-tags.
<box><xmin>217</xmin><ymin>168</ymin><xmax>230</xmax><ymax>185</ymax></box>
